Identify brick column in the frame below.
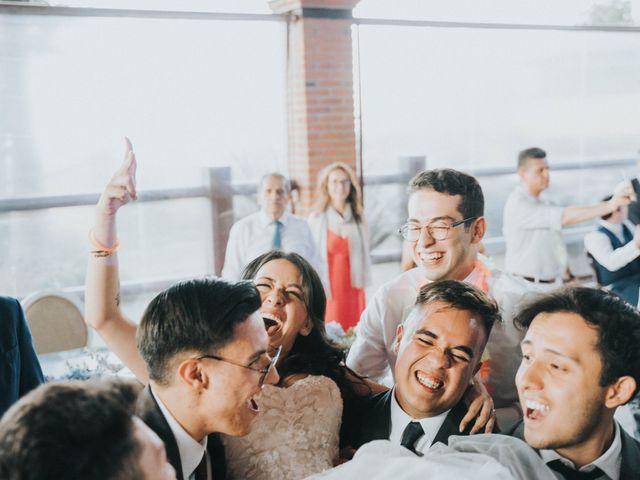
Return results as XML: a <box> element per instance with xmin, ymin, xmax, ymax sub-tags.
<box><xmin>270</xmin><ymin>0</ymin><xmax>360</xmax><ymax>215</ymax></box>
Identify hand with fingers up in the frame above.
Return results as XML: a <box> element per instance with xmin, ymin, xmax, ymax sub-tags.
<box><xmin>93</xmin><ymin>138</ymin><xmax>138</xmax><ymax>249</ymax></box>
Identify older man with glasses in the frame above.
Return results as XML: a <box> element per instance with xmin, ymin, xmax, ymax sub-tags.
<box><xmin>347</xmin><ymin>168</ymin><xmax>526</xmax><ymax>429</ymax></box>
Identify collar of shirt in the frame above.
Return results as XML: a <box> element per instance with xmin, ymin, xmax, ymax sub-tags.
<box><xmin>516</xmin><ymin>184</ymin><xmax>551</xmax><ymax>203</ymax></box>
<box><xmin>539</xmin><ymin>421</ymin><xmax>622</xmax><ymax>480</ymax></box>
<box><xmin>258</xmin><ymin>209</ymin><xmax>291</xmax><ymax>228</ymax></box>
<box><xmin>388</xmin><ymin>388</ymin><xmax>450</xmax><ymax>453</ymax></box>
<box><xmin>151</xmin><ymin>387</ymin><xmax>208</xmax><ymax>479</ymax></box>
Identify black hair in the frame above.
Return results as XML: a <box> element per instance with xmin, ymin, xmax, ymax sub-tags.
<box><xmin>137</xmin><ymin>277</ymin><xmax>261</xmax><ymax>385</ymax></box>
<box><xmin>514</xmin><ymin>286</ymin><xmax>640</xmax><ymax>398</ymax></box>
<box><xmin>518</xmin><ymin>147</ymin><xmax>547</xmax><ymax>169</ymax></box>
<box><xmin>601</xmin><ymin>195</ymin><xmax>614</xmax><ymax>220</ymax></box>
<box><xmin>415</xmin><ymin>279</ymin><xmax>501</xmax><ymax>341</ymax></box>
<box><xmin>409</xmin><ymin>169</ymin><xmax>484</xmax><ymax>228</ymax></box>
<box><xmin>0</xmin><ymin>379</ymin><xmax>143</xmax><ymax>480</ymax></box>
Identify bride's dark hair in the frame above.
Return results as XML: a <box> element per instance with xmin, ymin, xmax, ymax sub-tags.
<box><xmin>241</xmin><ymin>250</ymin><xmax>368</xmax><ymax>403</ymax></box>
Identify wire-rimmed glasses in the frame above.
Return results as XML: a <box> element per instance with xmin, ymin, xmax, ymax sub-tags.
<box><xmin>398</xmin><ymin>217</ymin><xmax>477</xmax><ymax>242</ymax></box>
<box><xmin>196</xmin><ymin>345</ymin><xmax>282</xmax><ymax>387</ymax></box>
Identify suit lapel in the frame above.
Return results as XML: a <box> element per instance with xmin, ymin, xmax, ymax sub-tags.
<box><xmin>431</xmin><ymin>400</ymin><xmax>470</xmax><ymax>446</ymax></box>
<box><xmin>366</xmin><ymin>390</ymin><xmax>393</xmax><ymax>442</ymax></box>
<box><xmin>136</xmin><ymin>386</ymin><xmax>184</xmax><ymax>480</ymax></box>
<box><xmin>619</xmin><ymin>424</ymin><xmax>640</xmax><ymax>478</ymax></box>
<box><xmin>207</xmin><ymin>433</ymin><xmax>227</xmax><ymax>479</ymax></box>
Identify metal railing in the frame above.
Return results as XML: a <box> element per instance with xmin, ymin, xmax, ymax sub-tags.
<box><xmin>2</xmin><ymin>156</ymin><xmax>635</xmax><ymax>298</ymax></box>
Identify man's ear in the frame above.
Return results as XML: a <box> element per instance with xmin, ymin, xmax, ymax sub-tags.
<box><xmin>470</xmin><ymin>217</ymin><xmax>486</xmax><ymax>244</ymax></box>
<box><xmin>177</xmin><ymin>358</ymin><xmax>207</xmax><ymax>390</ymax></box>
<box><xmin>392</xmin><ymin>324</ymin><xmax>404</xmax><ymax>355</ymax></box>
<box><xmin>604</xmin><ymin>376</ymin><xmax>636</xmax><ymax>409</ymax></box>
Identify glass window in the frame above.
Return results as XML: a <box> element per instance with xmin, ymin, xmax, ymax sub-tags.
<box><xmin>0</xmin><ymin>11</ymin><xmax>286</xmax><ymax>301</ymax></box>
<box><xmin>356</xmin><ymin>24</ymin><xmax>640</xmax><ymax>241</ymax></box>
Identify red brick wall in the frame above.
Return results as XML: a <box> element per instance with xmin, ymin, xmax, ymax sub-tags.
<box><xmin>270</xmin><ymin>0</ymin><xmax>360</xmax><ymax>214</ymax></box>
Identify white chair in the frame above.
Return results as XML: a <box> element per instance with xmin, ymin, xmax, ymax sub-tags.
<box><xmin>21</xmin><ymin>290</ymin><xmax>88</xmax><ymax>355</ymax></box>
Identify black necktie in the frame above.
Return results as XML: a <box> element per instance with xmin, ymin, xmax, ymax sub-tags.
<box><xmin>194</xmin><ymin>452</ymin><xmax>208</xmax><ymax>480</ymax></box>
<box><xmin>400</xmin><ymin>421</ymin><xmax>424</xmax><ymax>454</ymax></box>
<box><xmin>547</xmin><ymin>459</ymin><xmax>603</xmax><ymax>480</ymax></box>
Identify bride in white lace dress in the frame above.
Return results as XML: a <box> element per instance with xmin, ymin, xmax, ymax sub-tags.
<box><xmin>221</xmin><ymin>251</ymin><xmax>369</xmax><ymax>480</ymax></box>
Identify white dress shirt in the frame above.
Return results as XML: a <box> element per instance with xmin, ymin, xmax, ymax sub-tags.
<box><xmin>221</xmin><ymin>210</ymin><xmax>326</xmax><ymax>284</ymax></box>
<box><xmin>584</xmin><ymin>220</ymin><xmax>640</xmax><ymax>274</ymax></box>
<box><xmin>539</xmin><ymin>421</ymin><xmax>623</xmax><ymax>480</ymax></box>
<box><xmin>152</xmin><ymin>388</ymin><xmax>210</xmax><ymax>480</ymax></box>
<box><xmin>345</xmin><ymin>263</ymin><xmax>527</xmax><ymax>409</ymax></box>
<box><xmin>389</xmin><ymin>388</ymin><xmax>450</xmax><ymax>455</ymax></box>
<box><xmin>503</xmin><ymin>185</ymin><xmax>566</xmax><ymax>280</ymax></box>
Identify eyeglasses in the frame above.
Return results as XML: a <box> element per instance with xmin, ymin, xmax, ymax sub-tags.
<box><xmin>398</xmin><ymin>217</ymin><xmax>477</xmax><ymax>242</ymax></box>
<box><xmin>197</xmin><ymin>345</ymin><xmax>282</xmax><ymax>387</ymax></box>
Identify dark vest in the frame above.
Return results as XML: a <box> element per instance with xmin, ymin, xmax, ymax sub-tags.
<box><xmin>592</xmin><ymin>225</ymin><xmax>640</xmax><ymax>286</ymax></box>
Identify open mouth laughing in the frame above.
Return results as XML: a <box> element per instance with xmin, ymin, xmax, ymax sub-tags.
<box><xmin>246</xmin><ymin>396</ymin><xmax>260</xmax><ymax>416</ymax></box>
<box><xmin>524</xmin><ymin>399</ymin><xmax>550</xmax><ymax>421</ymax></box>
<box><xmin>416</xmin><ymin>371</ymin><xmax>444</xmax><ymax>392</ymax></box>
<box><xmin>419</xmin><ymin>252</ymin><xmax>445</xmax><ymax>265</ymax></box>
<box><xmin>261</xmin><ymin>312</ymin><xmax>283</xmax><ymax>337</ymax></box>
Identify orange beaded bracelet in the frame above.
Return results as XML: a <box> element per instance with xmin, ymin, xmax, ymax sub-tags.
<box><xmin>89</xmin><ymin>228</ymin><xmax>121</xmax><ymax>257</ymax></box>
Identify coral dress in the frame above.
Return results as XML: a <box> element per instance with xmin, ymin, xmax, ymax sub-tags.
<box><xmin>325</xmin><ymin>229</ymin><xmax>366</xmax><ymax>330</ymax></box>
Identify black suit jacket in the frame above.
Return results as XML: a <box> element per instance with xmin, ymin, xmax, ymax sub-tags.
<box><xmin>0</xmin><ymin>296</ymin><xmax>44</xmax><ymax>417</ymax></box>
<box><xmin>509</xmin><ymin>419</ymin><xmax>640</xmax><ymax>480</ymax></box>
<box><xmin>343</xmin><ymin>389</ymin><xmax>478</xmax><ymax>451</ymax></box>
<box><xmin>136</xmin><ymin>386</ymin><xmax>227</xmax><ymax>480</ymax></box>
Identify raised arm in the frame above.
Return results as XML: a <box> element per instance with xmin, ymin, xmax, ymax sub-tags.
<box><xmin>562</xmin><ymin>188</ymin><xmax>634</xmax><ymax>226</ymax></box>
<box><xmin>84</xmin><ymin>139</ymin><xmax>149</xmax><ymax>383</ymax></box>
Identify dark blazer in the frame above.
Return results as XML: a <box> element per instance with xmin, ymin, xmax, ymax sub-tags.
<box><xmin>136</xmin><ymin>386</ymin><xmax>227</xmax><ymax>480</ymax></box>
<box><xmin>0</xmin><ymin>296</ymin><xmax>44</xmax><ymax>417</ymax></box>
<box><xmin>343</xmin><ymin>389</ymin><xmax>479</xmax><ymax>451</ymax></box>
<box><xmin>509</xmin><ymin>419</ymin><xmax>640</xmax><ymax>480</ymax></box>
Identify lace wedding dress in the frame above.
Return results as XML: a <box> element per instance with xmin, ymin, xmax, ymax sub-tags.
<box><xmin>222</xmin><ymin>375</ymin><xmax>343</xmax><ymax>480</ymax></box>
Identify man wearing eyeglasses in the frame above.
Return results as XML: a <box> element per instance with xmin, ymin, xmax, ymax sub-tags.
<box><xmin>503</xmin><ymin>147</ymin><xmax>633</xmax><ymax>289</ymax></box>
<box><xmin>86</xmin><ymin>142</ymin><xmax>281</xmax><ymax>480</ymax></box>
<box><xmin>347</xmin><ymin>168</ymin><xmax>523</xmax><ymax>425</ymax></box>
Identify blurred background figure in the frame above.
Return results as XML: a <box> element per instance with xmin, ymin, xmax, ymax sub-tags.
<box><xmin>222</xmin><ymin>173</ymin><xmax>324</xmax><ymax>282</ymax></box>
<box><xmin>288</xmin><ymin>179</ymin><xmax>301</xmax><ymax>215</ymax></box>
<box><xmin>0</xmin><ymin>296</ymin><xmax>43</xmax><ymax>418</ymax></box>
<box><xmin>623</xmin><ymin>149</ymin><xmax>640</xmax><ymax>225</ymax></box>
<box><xmin>309</xmin><ymin>162</ymin><xmax>372</xmax><ymax>330</ymax></box>
<box><xmin>503</xmin><ymin>147</ymin><xmax>633</xmax><ymax>290</ymax></box>
<box><xmin>0</xmin><ymin>379</ymin><xmax>176</xmax><ymax>480</ymax></box>
<box><xmin>584</xmin><ymin>195</ymin><xmax>640</xmax><ymax>307</ymax></box>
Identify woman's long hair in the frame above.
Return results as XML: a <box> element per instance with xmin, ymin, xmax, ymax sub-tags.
<box><xmin>241</xmin><ymin>251</ymin><xmax>367</xmax><ymax>402</ymax></box>
<box><xmin>312</xmin><ymin>162</ymin><xmax>363</xmax><ymax>223</ymax></box>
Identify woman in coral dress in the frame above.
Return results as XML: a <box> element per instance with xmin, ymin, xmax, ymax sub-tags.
<box><xmin>308</xmin><ymin>163</ymin><xmax>372</xmax><ymax>331</ymax></box>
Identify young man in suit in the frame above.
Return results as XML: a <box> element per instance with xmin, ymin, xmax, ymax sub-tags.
<box><xmin>85</xmin><ymin>142</ymin><xmax>280</xmax><ymax>480</ymax></box>
<box><xmin>0</xmin><ymin>379</ymin><xmax>176</xmax><ymax>480</ymax></box>
<box><xmin>0</xmin><ymin>295</ymin><xmax>44</xmax><ymax>417</ymax></box>
<box><xmin>344</xmin><ymin>280</ymin><xmax>500</xmax><ymax>455</ymax></box>
<box><xmin>511</xmin><ymin>286</ymin><xmax>640</xmax><ymax>479</ymax></box>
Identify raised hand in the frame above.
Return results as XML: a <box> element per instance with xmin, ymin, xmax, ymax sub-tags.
<box><xmin>610</xmin><ymin>185</ymin><xmax>635</xmax><ymax>210</ymax></box>
<box><xmin>97</xmin><ymin>137</ymin><xmax>138</xmax><ymax>217</ymax></box>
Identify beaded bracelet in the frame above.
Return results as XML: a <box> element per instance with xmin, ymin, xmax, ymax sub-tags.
<box><xmin>89</xmin><ymin>228</ymin><xmax>121</xmax><ymax>257</ymax></box>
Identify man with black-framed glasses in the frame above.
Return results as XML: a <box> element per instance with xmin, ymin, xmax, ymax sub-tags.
<box><xmin>347</xmin><ymin>168</ymin><xmax>525</xmax><ymax>429</ymax></box>
<box><xmin>85</xmin><ymin>142</ymin><xmax>280</xmax><ymax>480</ymax></box>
